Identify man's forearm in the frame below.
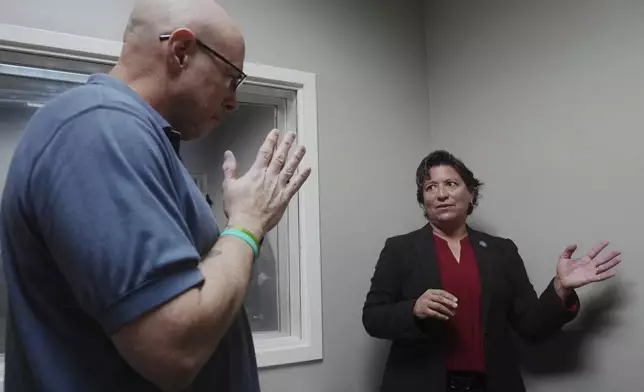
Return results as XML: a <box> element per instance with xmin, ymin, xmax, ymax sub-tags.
<box><xmin>110</xmin><ymin>234</ymin><xmax>258</xmax><ymax>391</ymax></box>
<box><xmin>199</xmin><ymin>235</ymin><xmax>254</xmax><ymax>329</ymax></box>
<box><xmin>186</xmin><ymin>235</ymin><xmax>256</xmax><ymax>367</ymax></box>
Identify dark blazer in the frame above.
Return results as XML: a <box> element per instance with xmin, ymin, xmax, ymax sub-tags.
<box><xmin>362</xmin><ymin>224</ymin><xmax>579</xmax><ymax>392</ymax></box>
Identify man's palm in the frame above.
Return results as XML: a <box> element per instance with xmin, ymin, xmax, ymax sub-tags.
<box><xmin>222</xmin><ymin>130</ymin><xmax>310</xmax><ymax>238</ymax></box>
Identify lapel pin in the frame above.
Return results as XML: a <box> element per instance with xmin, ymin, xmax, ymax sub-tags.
<box><xmin>479</xmin><ymin>241</ymin><xmax>487</xmax><ymax>248</ymax></box>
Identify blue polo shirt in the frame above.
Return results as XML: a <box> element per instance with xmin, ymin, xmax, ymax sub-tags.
<box><xmin>0</xmin><ymin>74</ymin><xmax>260</xmax><ymax>392</ymax></box>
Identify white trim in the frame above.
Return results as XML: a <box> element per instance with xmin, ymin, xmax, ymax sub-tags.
<box><xmin>0</xmin><ymin>63</ymin><xmax>88</xmax><ymax>84</ymax></box>
<box><xmin>235</xmin><ymin>85</ymin><xmax>299</xmax><ymax>347</ymax></box>
<box><xmin>234</xmin><ymin>64</ymin><xmax>322</xmax><ymax>369</ymax></box>
<box><xmin>0</xmin><ymin>24</ymin><xmax>121</xmax><ymax>63</ymax></box>
<box><xmin>0</xmin><ymin>24</ymin><xmax>322</xmax><ymax>371</ymax></box>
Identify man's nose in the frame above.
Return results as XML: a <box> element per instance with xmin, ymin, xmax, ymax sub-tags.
<box><xmin>223</xmin><ymin>90</ymin><xmax>239</xmax><ymax>113</ymax></box>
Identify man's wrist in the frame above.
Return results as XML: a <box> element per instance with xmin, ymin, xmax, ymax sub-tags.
<box><xmin>226</xmin><ymin>216</ymin><xmax>265</xmax><ymax>241</ymax></box>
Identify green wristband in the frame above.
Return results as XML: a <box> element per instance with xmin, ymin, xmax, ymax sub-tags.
<box><xmin>235</xmin><ymin>227</ymin><xmax>262</xmax><ymax>247</ymax></box>
<box><xmin>221</xmin><ymin>228</ymin><xmax>260</xmax><ymax>258</ymax></box>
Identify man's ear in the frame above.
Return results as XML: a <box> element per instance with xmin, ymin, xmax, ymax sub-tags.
<box><xmin>166</xmin><ymin>28</ymin><xmax>198</xmax><ymax>69</ymax></box>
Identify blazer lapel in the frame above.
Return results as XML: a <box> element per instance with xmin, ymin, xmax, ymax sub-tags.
<box><xmin>413</xmin><ymin>224</ymin><xmax>443</xmax><ymax>290</ymax></box>
<box><xmin>467</xmin><ymin>226</ymin><xmax>494</xmax><ymax>333</ymax></box>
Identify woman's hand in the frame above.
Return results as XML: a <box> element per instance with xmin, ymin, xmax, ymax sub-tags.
<box><xmin>413</xmin><ymin>289</ymin><xmax>458</xmax><ymax>321</ymax></box>
<box><xmin>555</xmin><ymin>241</ymin><xmax>622</xmax><ymax>296</ymax></box>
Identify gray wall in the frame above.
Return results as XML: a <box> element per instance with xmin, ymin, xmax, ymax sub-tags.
<box><xmin>1</xmin><ymin>1</ymin><xmax>432</xmax><ymax>391</ymax></box>
<box><xmin>425</xmin><ymin>1</ymin><xmax>643</xmax><ymax>391</ymax></box>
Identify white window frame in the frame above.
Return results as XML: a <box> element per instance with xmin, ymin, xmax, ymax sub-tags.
<box><xmin>0</xmin><ymin>23</ymin><xmax>322</xmax><ymax>371</ymax></box>
<box><xmin>189</xmin><ymin>87</ymin><xmax>302</xmax><ymax>349</ymax></box>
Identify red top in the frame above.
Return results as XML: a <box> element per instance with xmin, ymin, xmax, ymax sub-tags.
<box><xmin>434</xmin><ymin>235</ymin><xmax>486</xmax><ymax>372</ymax></box>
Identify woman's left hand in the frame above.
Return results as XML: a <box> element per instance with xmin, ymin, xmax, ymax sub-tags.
<box><xmin>555</xmin><ymin>241</ymin><xmax>622</xmax><ymax>292</ymax></box>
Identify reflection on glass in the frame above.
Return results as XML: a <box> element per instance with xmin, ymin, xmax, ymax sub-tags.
<box><xmin>246</xmin><ymin>240</ymin><xmax>280</xmax><ymax>332</ymax></box>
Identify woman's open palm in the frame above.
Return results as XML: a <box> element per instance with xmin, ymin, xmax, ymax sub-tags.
<box><xmin>556</xmin><ymin>241</ymin><xmax>621</xmax><ymax>290</ymax></box>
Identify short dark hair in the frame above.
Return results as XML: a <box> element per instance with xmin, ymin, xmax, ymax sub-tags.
<box><xmin>415</xmin><ymin>150</ymin><xmax>483</xmax><ymax>215</ymax></box>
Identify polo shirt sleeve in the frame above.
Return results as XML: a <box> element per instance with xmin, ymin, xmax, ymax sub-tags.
<box><xmin>29</xmin><ymin>106</ymin><xmax>205</xmax><ymax>335</ymax></box>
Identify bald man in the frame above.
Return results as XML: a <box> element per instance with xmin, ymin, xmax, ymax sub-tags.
<box><xmin>0</xmin><ymin>1</ymin><xmax>310</xmax><ymax>391</ymax></box>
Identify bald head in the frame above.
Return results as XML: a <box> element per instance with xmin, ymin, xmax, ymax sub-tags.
<box><xmin>111</xmin><ymin>0</ymin><xmax>246</xmax><ymax>140</ymax></box>
<box><xmin>123</xmin><ymin>0</ymin><xmax>243</xmax><ymax>55</ymax></box>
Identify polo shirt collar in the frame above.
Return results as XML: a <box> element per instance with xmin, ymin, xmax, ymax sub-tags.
<box><xmin>86</xmin><ymin>74</ymin><xmax>181</xmax><ymax>155</ymax></box>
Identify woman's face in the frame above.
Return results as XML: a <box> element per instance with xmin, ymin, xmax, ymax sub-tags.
<box><xmin>422</xmin><ymin>165</ymin><xmax>473</xmax><ymax>226</ymax></box>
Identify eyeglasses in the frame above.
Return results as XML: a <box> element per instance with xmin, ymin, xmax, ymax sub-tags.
<box><xmin>159</xmin><ymin>34</ymin><xmax>246</xmax><ymax>91</ymax></box>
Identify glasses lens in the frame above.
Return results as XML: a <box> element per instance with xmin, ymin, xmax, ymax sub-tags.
<box><xmin>231</xmin><ymin>74</ymin><xmax>245</xmax><ymax>91</ymax></box>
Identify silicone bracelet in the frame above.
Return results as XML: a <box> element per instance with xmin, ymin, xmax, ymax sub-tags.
<box><xmin>235</xmin><ymin>227</ymin><xmax>262</xmax><ymax>247</ymax></box>
<box><xmin>220</xmin><ymin>228</ymin><xmax>260</xmax><ymax>258</ymax></box>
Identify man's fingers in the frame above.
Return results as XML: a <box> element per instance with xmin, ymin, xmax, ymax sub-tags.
<box><xmin>268</xmin><ymin>131</ymin><xmax>296</xmax><ymax>173</ymax></box>
<box><xmin>222</xmin><ymin>150</ymin><xmax>237</xmax><ymax>180</ymax></box>
<box><xmin>280</xmin><ymin>145</ymin><xmax>306</xmax><ymax>186</ymax></box>
<box><xmin>253</xmin><ymin>129</ymin><xmax>280</xmax><ymax>169</ymax></box>
<box><xmin>585</xmin><ymin>240</ymin><xmax>610</xmax><ymax>260</ymax></box>
<box><xmin>561</xmin><ymin>244</ymin><xmax>578</xmax><ymax>259</ymax></box>
<box><xmin>284</xmin><ymin>167</ymin><xmax>311</xmax><ymax>197</ymax></box>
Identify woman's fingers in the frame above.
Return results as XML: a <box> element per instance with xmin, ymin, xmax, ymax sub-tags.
<box><xmin>428</xmin><ymin>301</ymin><xmax>456</xmax><ymax>318</ymax></box>
<box><xmin>430</xmin><ymin>290</ymin><xmax>458</xmax><ymax>309</ymax></box>
<box><xmin>426</xmin><ymin>309</ymin><xmax>449</xmax><ymax>321</ymax></box>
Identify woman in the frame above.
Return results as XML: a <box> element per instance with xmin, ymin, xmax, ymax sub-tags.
<box><xmin>362</xmin><ymin>150</ymin><xmax>621</xmax><ymax>392</ymax></box>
